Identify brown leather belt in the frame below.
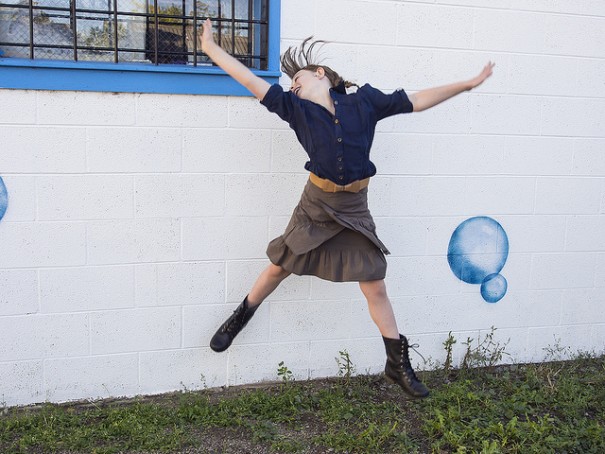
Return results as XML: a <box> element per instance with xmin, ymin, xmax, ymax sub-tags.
<box><xmin>309</xmin><ymin>172</ymin><xmax>370</xmax><ymax>193</ymax></box>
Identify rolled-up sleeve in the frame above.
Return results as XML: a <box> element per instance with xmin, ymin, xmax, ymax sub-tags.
<box><xmin>358</xmin><ymin>84</ymin><xmax>414</xmax><ymax>121</ymax></box>
<box><xmin>260</xmin><ymin>84</ymin><xmax>296</xmax><ymax>123</ymax></box>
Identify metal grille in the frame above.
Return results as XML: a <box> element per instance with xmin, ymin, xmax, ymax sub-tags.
<box><xmin>0</xmin><ymin>0</ymin><xmax>269</xmax><ymax>69</ymax></box>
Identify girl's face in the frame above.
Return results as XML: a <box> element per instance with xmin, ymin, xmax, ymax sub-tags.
<box><xmin>290</xmin><ymin>68</ymin><xmax>326</xmax><ymax>100</ymax></box>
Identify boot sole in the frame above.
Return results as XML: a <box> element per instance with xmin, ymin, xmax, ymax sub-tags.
<box><xmin>384</xmin><ymin>374</ymin><xmax>430</xmax><ymax>398</ymax></box>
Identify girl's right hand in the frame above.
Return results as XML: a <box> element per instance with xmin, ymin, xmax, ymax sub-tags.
<box><xmin>200</xmin><ymin>18</ymin><xmax>215</xmax><ymax>52</ymax></box>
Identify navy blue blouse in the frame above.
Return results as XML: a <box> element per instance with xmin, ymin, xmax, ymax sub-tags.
<box><xmin>261</xmin><ymin>82</ymin><xmax>414</xmax><ymax>185</ymax></box>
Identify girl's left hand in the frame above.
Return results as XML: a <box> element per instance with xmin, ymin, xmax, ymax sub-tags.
<box><xmin>468</xmin><ymin>61</ymin><xmax>495</xmax><ymax>89</ymax></box>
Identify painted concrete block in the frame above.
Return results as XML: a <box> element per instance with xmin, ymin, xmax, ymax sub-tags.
<box><xmin>535</xmin><ymin>177</ymin><xmax>601</xmax><ymax>215</ymax></box>
<box><xmin>561</xmin><ymin>289</ymin><xmax>605</xmax><ymax>325</ymax></box>
<box><xmin>566</xmin><ymin>216</ymin><xmax>605</xmax><ymax>252</ymax></box>
<box><xmin>270</xmin><ymin>130</ymin><xmax>307</xmax><ymax>174</ymax></box>
<box><xmin>136</xmin><ymin>93</ymin><xmax>228</xmax><ymax>128</ymax></box>
<box><xmin>0</xmin><ymin>270</ymin><xmax>38</xmax><ymax>316</ymax></box>
<box><xmin>464</xmin><ymin>177</ymin><xmax>535</xmax><ymax>215</ymax></box>
<box><xmin>390</xmin><ymin>176</ymin><xmax>467</xmax><ymax>216</ymax></box>
<box><xmin>372</xmin><ymin>133</ymin><xmax>433</xmax><ymax>176</ymax></box>
<box><xmin>471</xmin><ymin>95</ymin><xmax>541</xmax><ymax>136</ymax></box>
<box><xmin>0</xmin><ymin>361</ymin><xmax>44</xmax><ymax>407</ymax></box>
<box><xmin>432</xmin><ymin>135</ymin><xmax>506</xmax><ymax>176</ymax></box>
<box><xmin>542</xmin><ymin>98</ymin><xmax>605</xmax><ymax>138</ymax></box>
<box><xmin>0</xmin><ymin>90</ymin><xmax>37</xmax><ymax>124</ymax></box>
<box><xmin>530</xmin><ymin>253</ymin><xmax>596</xmax><ymax>290</ymax></box>
<box><xmin>572</xmin><ymin>139</ymin><xmax>605</xmax><ymax>176</ymax></box>
<box><xmin>0</xmin><ymin>176</ymin><xmax>36</xmax><ymax>221</ymax></box>
<box><xmin>502</xmin><ymin>137</ymin><xmax>573</xmax><ymax>176</ymax></box>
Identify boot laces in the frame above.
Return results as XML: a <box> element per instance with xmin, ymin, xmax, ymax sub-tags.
<box><xmin>401</xmin><ymin>342</ymin><xmax>425</xmax><ymax>382</ymax></box>
<box><xmin>222</xmin><ymin>307</ymin><xmax>246</xmax><ymax>334</ymax></box>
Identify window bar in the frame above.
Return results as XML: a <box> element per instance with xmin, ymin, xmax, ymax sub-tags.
<box><xmin>112</xmin><ymin>0</ymin><xmax>119</xmax><ymax>62</ymax></box>
<box><xmin>230</xmin><ymin>0</ymin><xmax>234</xmax><ymax>56</ymax></box>
<box><xmin>181</xmin><ymin>0</ymin><xmax>186</xmax><ymax>62</ymax></box>
<box><xmin>192</xmin><ymin>0</ymin><xmax>198</xmax><ymax>66</ymax></box>
<box><xmin>153</xmin><ymin>0</ymin><xmax>159</xmax><ymax>64</ymax></box>
<box><xmin>28</xmin><ymin>0</ymin><xmax>34</xmax><ymax>59</ymax></box>
<box><xmin>70</xmin><ymin>0</ymin><xmax>78</xmax><ymax>61</ymax></box>
<box><xmin>217</xmin><ymin>0</ymin><xmax>221</xmax><ymax>48</ymax></box>
<box><xmin>247</xmin><ymin>0</ymin><xmax>253</xmax><ymax>67</ymax></box>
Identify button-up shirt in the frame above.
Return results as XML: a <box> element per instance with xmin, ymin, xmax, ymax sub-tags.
<box><xmin>261</xmin><ymin>82</ymin><xmax>414</xmax><ymax>185</ymax></box>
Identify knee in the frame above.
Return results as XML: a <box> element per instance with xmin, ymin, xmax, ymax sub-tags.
<box><xmin>360</xmin><ymin>280</ymin><xmax>388</xmax><ymax>301</ymax></box>
<box><xmin>268</xmin><ymin>264</ymin><xmax>290</xmax><ymax>280</ymax></box>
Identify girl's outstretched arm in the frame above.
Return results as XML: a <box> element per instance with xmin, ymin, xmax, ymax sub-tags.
<box><xmin>200</xmin><ymin>18</ymin><xmax>271</xmax><ymax>100</ymax></box>
<box><xmin>409</xmin><ymin>62</ymin><xmax>495</xmax><ymax>112</ymax></box>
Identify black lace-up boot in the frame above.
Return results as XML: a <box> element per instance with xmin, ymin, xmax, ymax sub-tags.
<box><xmin>383</xmin><ymin>334</ymin><xmax>430</xmax><ymax>398</ymax></box>
<box><xmin>210</xmin><ymin>297</ymin><xmax>258</xmax><ymax>352</ymax></box>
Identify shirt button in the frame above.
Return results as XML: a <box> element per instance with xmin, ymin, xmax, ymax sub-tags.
<box><xmin>334</xmin><ymin>100</ymin><xmax>339</xmax><ymax>105</ymax></box>
<box><xmin>338</xmin><ymin>166</ymin><xmax>343</xmax><ymax>170</ymax></box>
<box><xmin>337</xmin><ymin>137</ymin><xmax>343</xmax><ymax>143</ymax></box>
<box><xmin>337</xmin><ymin>157</ymin><xmax>343</xmax><ymax>161</ymax></box>
<box><xmin>339</xmin><ymin>176</ymin><xmax>344</xmax><ymax>180</ymax></box>
<box><xmin>334</xmin><ymin>119</ymin><xmax>340</xmax><ymax>124</ymax></box>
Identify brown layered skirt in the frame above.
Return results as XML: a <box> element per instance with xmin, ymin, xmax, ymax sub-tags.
<box><xmin>266</xmin><ymin>180</ymin><xmax>389</xmax><ymax>282</ymax></box>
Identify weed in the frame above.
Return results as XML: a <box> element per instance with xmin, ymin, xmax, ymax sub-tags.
<box><xmin>443</xmin><ymin>331</ymin><xmax>457</xmax><ymax>375</ymax></box>
<box><xmin>336</xmin><ymin>350</ymin><xmax>355</xmax><ymax>385</ymax></box>
<box><xmin>461</xmin><ymin>326</ymin><xmax>510</xmax><ymax>371</ymax></box>
<box><xmin>277</xmin><ymin>361</ymin><xmax>294</xmax><ymax>385</ymax></box>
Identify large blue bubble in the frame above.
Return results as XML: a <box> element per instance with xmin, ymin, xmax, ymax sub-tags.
<box><xmin>0</xmin><ymin>177</ymin><xmax>7</xmax><ymax>222</ymax></box>
<box><xmin>447</xmin><ymin>216</ymin><xmax>509</xmax><ymax>303</ymax></box>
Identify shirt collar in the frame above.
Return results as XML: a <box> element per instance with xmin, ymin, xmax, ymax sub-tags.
<box><xmin>331</xmin><ymin>81</ymin><xmax>347</xmax><ymax>95</ymax></box>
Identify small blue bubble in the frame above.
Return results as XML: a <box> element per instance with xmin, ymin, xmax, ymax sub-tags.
<box><xmin>481</xmin><ymin>273</ymin><xmax>507</xmax><ymax>303</ymax></box>
<box><xmin>0</xmin><ymin>177</ymin><xmax>8</xmax><ymax>222</ymax></box>
<box><xmin>448</xmin><ymin>216</ymin><xmax>509</xmax><ymax>303</ymax></box>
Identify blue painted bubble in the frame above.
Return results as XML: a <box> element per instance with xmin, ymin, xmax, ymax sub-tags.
<box><xmin>0</xmin><ymin>177</ymin><xmax>7</xmax><ymax>222</ymax></box>
<box><xmin>480</xmin><ymin>273</ymin><xmax>508</xmax><ymax>303</ymax></box>
<box><xmin>448</xmin><ymin>216</ymin><xmax>509</xmax><ymax>303</ymax></box>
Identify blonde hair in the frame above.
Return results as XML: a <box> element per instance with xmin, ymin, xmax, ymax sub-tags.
<box><xmin>280</xmin><ymin>37</ymin><xmax>359</xmax><ymax>89</ymax></box>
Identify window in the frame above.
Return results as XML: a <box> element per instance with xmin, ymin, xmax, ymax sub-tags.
<box><xmin>0</xmin><ymin>0</ymin><xmax>280</xmax><ymax>95</ymax></box>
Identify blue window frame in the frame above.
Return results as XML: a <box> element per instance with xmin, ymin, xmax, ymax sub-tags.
<box><xmin>0</xmin><ymin>0</ymin><xmax>280</xmax><ymax>96</ymax></box>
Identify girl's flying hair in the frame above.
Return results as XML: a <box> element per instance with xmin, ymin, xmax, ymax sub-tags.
<box><xmin>280</xmin><ymin>37</ymin><xmax>358</xmax><ymax>89</ymax></box>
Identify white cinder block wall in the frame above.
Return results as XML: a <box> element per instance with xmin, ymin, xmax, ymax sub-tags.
<box><xmin>1</xmin><ymin>0</ymin><xmax>605</xmax><ymax>406</ymax></box>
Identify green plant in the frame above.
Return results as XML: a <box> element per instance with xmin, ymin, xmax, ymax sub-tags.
<box><xmin>336</xmin><ymin>350</ymin><xmax>355</xmax><ymax>384</ymax></box>
<box><xmin>277</xmin><ymin>361</ymin><xmax>294</xmax><ymax>384</ymax></box>
<box><xmin>461</xmin><ymin>327</ymin><xmax>510</xmax><ymax>371</ymax></box>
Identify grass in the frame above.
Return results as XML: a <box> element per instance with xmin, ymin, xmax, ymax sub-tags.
<box><xmin>1</xmin><ymin>340</ymin><xmax>605</xmax><ymax>453</ymax></box>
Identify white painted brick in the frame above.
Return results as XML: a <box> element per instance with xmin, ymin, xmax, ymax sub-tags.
<box><xmin>87</xmin><ymin>127</ymin><xmax>182</xmax><ymax>172</ymax></box>
<box><xmin>37</xmin><ymin>175</ymin><xmax>134</xmax><ymax>221</ymax></box>
<box><xmin>372</xmin><ymin>134</ymin><xmax>432</xmax><ymax>176</ymax></box>
<box><xmin>280</xmin><ymin>0</ymin><xmax>315</xmax><ymax>40</ymax></box>
<box><xmin>139</xmin><ymin>348</ymin><xmax>228</xmax><ymax>394</ymax></box>
<box><xmin>0</xmin><ymin>126</ymin><xmax>87</xmax><ymax>172</ymax></box>
<box><xmin>464</xmin><ymin>177</ymin><xmax>535</xmax><ymax>215</ymax></box>
<box><xmin>0</xmin><ymin>361</ymin><xmax>44</xmax><ymax>407</ymax></box>
<box><xmin>135</xmin><ymin>174</ymin><xmax>224</xmax><ymax>218</ymax></box>
<box><xmin>183</xmin><ymin>128</ymin><xmax>272</xmax><ymax>173</ymax></box>
<box><xmin>90</xmin><ymin>307</ymin><xmax>181</xmax><ymax>354</ymax></box>
<box><xmin>39</xmin><ymin>266</ymin><xmax>134</xmax><ymax>313</ymax></box>
<box><xmin>154</xmin><ymin>262</ymin><xmax>224</xmax><ymax>306</ymax></box>
<box><xmin>561</xmin><ymin>289</ymin><xmax>605</xmax><ymax>325</ymax></box>
<box><xmin>44</xmin><ymin>354</ymin><xmax>138</xmax><ymax>403</ymax></box>
<box><xmin>136</xmin><ymin>93</ymin><xmax>228</xmax><ymax>127</ymax></box>
<box><xmin>0</xmin><ymin>222</ymin><xmax>86</xmax><ymax>268</ymax></box>
<box><xmin>271</xmin><ymin>300</ymin><xmax>351</xmax><ymax>342</ymax></box>
<box><xmin>596</xmin><ymin>254</ymin><xmax>605</xmax><ymax>288</ymax></box>
<box><xmin>494</xmin><ymin>252</ymin><xmax>532</xmax><ymax>293</ymax></box>
<box><xmin>87</xmin><ymin>219</ymin><xmax>180</xmax><ymax>265</ymax></box>
<box><xmin>572</xmin><ymin>139</ymin><xmax>605</xmax><ymax>176</ymax></box>
<box><xmin>544</xmin><ymin>14</ymin><xmax>605</xmax><ymax>59</ymax></box>
<box><xmin>374</xmin><ymin>217</ymin><xmax>428</xmax><ymax>257</ymax></box>
<box><xmin>507</xmin><ymin>54</ymin><xmax>577</xmax><ymax>96</ymax></box>
<box><xmin>471</xmin><ymin>95</ymin><xmax>541</xmax><ymax>135</ymax></box>
<box><xmin>228</xmin><ymin>341</ymin><xmax>310</xmax><ymax>385</ymax></box>
<box><xmin>38</xmin><ymin>91</ymin><xmax>135</xmax><ymax>126</ymax></box>
<box><xmin>310</xmin><ymin>278</ymin><xmax>361</xmax><ymax>302</ymax></box>
<box><xmin>542</xmin><ymin>98</ymin><xmax>605</xmax><ymax>138</ymax></box>
<box><xmin>474</xmin><ymin>9</ymin><xmax>548</xmax><ymax>55</ymax></box>
<box><xmin>0</xmin><ymin>176</ymin><xmax>35</xmax><ymax>221</ymax></box>
<box><xmin>183</xmin><ymin>302</ymin><xmax>271</xmax><ymax>349</ymax></box>
<box><xmin>535</xmin><ymin>177</ymin><xmax>601</xmax><ymax>214</ymax></box>
<box><xmin>182</xmin><ymin>216</ymin><xmax>268</xmax><ymax>260</ymax></box>
<box><xmin>309</xmin><ymin>338</ymin><xmax>385</xmax><ymax>378</ymax></box>
<box><xmin>316</xmin><ymin>0</ymin><xmax>397</xmax><ymax>45</ymax></box>
<box><xmin>527</xmin><ymin>325</ymin><xmax>596</xmax><ymax>362</ymax></box>
<box><xmin>366</xmin><ymin>176</ymin><xmax>391</xmax><ymax>217</ymax></box>
<box><xmin>228</xmin><ymin>97</ymin><xmax>287</xmax><ymax>130</ymax></box>
<box><xmin>566</xmin><ymin>216</ymin><xmax>605</xmax><ymax>252</ymax></box>
<box><xmin>356</xmin><ymin>47</ymin><xmax>434</xmax><ymax>92</ymax></box>
<box><xmin>591</xmin><ymin>324</ymin><xmax>605</xmax><ymax>355</ymax></box>
<box><xmin>390</xmin><ymin>176</ymin><xmax>467</xmax><ymax>216</ymax></box>
<box><xmin>403</xmin><ymin>95</ymin><xmax>471</xmax><ymax>134</ymax></box>
<box><xmin>481</xmin><ymin>290</ymin><xmax>562</xmax><ymax>329</ymax></box>
<box><xmin>507</xmin><ymin>0</ymin><xmax>605</xmax><ymax>15</ymax></box>
<box><xmin>0</xmin><ymin>314</ymin><xmax>89</xmax><ymax>361</ymax></box>
<box><xmin>530</xmin><ymin>253</ymin><xmax>595</xmax><ymax>290</ymax></box>
<box><xmin>502</xmin><ymin>136</ymin><xmax>573</xmax><ymax>176</ymax></box>
<box><xmin>497</xmin><ymin>215</ymin><xmax>566</xmax><ymax>253</ymax></box>
<box><xmin>226</xmin><ymin>260</ymin><xmax>310</xmax><ymax>303</ymax></box>
<box><xmin>424</xmin><ymin>215</ymin><xmax>468</xmax><ymax>256</ymax></box>
<box><xmin>0</xmin><ymin>270</ymin><xmax>38</xmax><ymax>316</ymax></box>
<box><xmin>349</xmin><ymin>296</ymin><xmax>377</xmax><ymax>339</ymax></box>
<box><xmin>481</xmin><ymin>327</ymin><xmax>531</xmax><ymax>365</ymax></box>
<box><xmin>432</xmin><ymin>135</ymin><xmax>505</xmax><ymax>175</ymax></box>
<box><xmin>270</xmin><ymin>130</ymin><xmax>307</xmax><ymax>174</ymax></box>
<box><xmin>0</xmin><ymin>90</ymin><xmax>36</xmax><ymax>123</ymax></box>
<box><xmin>225</xmin><ymin>174</ymin><xmax>307</xmax><ymax>216</ymax></box>
<box><xmin>396</xmin><ymin>3</ymin><xmax>474</xmax><ymax>49</ymax></box>
<box><xmin>575</xmin><ymin>59</ymin><xmax>605</xmax><ymax>99</ymax></box>
<box><xmin>268</xmin><ymin>216</ymin><xmax>290</xmax><ymax>240</ymax></box>
<box><xmin>134</xmin><ymin>264</ymin><xmax>157</xmax><ymax>306</ymax></box>
<box><xmin>386</xmin><ymin>256</ymin><xmax>459</xmax><ymax>297</ymax></box>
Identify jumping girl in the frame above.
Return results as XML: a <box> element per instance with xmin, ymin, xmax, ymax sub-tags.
<box><xmin>202</xmin><ymin>19</ymin><xmax>494</xmax><ymax>398</ymax></box>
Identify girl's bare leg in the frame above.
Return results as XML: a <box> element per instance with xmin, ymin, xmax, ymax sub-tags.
<box><xmin>246</xmin><ymin>263</ymin><xmax>291</xmax><ymax>307</ymax></box>
<box><xmin>359</xmin><ymin>279</ymin><xmax>399</xmax><ymax>339</ymax></box>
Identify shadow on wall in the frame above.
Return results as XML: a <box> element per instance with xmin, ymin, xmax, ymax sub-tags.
<box><xmin>0</xmin><ymin>176</ymin><xmax>7</xmax><ymax>221</ymax></box>
<box><xmin>447</xmin><ymin>216</ymin><xmax>509</xmax><ymax>303</ymax></box>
